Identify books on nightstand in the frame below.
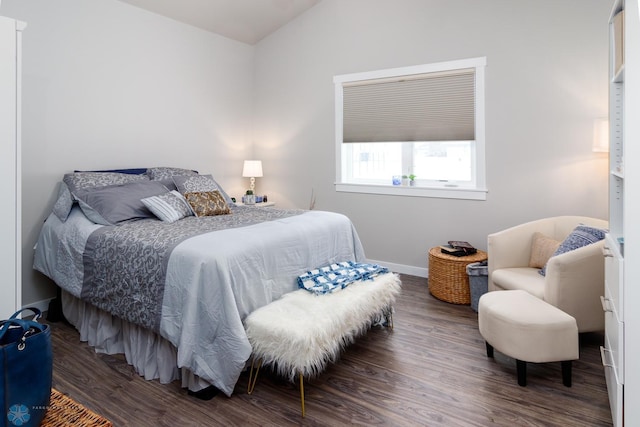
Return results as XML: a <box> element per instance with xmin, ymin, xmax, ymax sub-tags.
<box><xmin>440</xmin><ymin>241</ymin><xmax>477</xmax><ymax>257</ymax></box>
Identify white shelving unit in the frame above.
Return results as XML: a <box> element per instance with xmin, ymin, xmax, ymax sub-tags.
<box><xmin>0</xmin><ymin>15</ymin><xmax>25</xmax><ymax>318</ymax></box>
<box><xmin>603</xmin><ymin>0</ymin><xmax>640</xmax><ymax>425</ymax></box>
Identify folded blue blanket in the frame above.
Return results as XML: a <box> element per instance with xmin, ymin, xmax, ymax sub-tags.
<box><xmin>297</xmin><ymin>261</ymin><xmax>389</xmax><ymax>295</ymax></box>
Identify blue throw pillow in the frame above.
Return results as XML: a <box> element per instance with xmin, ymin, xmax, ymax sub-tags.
<box><xmin>539</xmin><ymin>224</ymin><xmax>606</xmax><ymax>276</ymax></box>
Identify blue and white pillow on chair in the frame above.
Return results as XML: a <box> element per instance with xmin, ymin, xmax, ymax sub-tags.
<box><xmin>540</xmin><ymin>224</ymin><xmax>606</xmax><ymax>276</ymax></box>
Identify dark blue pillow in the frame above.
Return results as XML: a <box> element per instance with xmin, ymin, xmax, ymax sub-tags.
<box><xmin>539</xmin><ymin>225</ymin><xmax>606</xmax><ymax>276</ymax></box>
<box><xmin>75</xmin><ymin>168</ymin><xmax>148</xmax><ymax>175</ymax></box>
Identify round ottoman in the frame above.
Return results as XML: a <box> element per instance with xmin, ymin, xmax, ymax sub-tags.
<box><xmin>478</xmin><ymin>289</ymin><xmax>579</xmax><ymax>387</ymax></box>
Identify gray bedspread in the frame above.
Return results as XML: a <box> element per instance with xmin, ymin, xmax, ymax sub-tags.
<box><xmin>81</xmin><ymin>206</ymin><xmax>304</xmax><ymax>331</ymax></box>
<box><xmin>34</xmin><ymin>205</ymin><xmax>366</xmax><ymax>396</ymax></box>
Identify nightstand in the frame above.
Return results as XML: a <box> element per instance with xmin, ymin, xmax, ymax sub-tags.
<box><xmin>236</xmin><ymin>201</ymin><xmax>275</xmax><ymax>208</ymax></box>
<box><xmin>428</xmin><ymin>247</ymin><xmax>488</xmax><ymax>305</ymax></box>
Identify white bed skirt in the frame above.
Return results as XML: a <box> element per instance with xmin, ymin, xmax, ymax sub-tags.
<box><xmin>61</xmin><ymin>290</ymin><xmax>212</xmax><ymax>392</ymax></box>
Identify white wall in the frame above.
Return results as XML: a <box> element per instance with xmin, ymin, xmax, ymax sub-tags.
<box><xmin>1</xmin><ymin>0</ymin><xmax>255</xmax><ymax>306</ymax></box>
<box><xmin>0</xmin><ymin>0</ymin><xmax>613</xmax><ymax>306</ymax></box>
<box><xmin>253</xmin><ymin>0</ymin><xmax>612</xmax><ymax>275</ymax></box>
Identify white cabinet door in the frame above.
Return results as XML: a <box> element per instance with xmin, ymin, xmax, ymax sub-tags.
<box><xmin>0</xmin><ymin>16</ymin><xmax>22</xmax><ymax>318</ymax></box>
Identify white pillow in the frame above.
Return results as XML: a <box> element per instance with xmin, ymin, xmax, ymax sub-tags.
<box><xmin>141</xmin><ymin>191</ymin><xmax>193</xmax><ymax>223</ymax></box>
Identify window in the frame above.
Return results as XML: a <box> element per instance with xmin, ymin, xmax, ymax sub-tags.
<box><xmin>334</xmin><ymin>57</ymin><xmax>487</xmax><ymax>200</ymax></box>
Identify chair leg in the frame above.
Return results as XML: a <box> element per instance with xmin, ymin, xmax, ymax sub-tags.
<box><xmin>299</xmin><ymin>372</ymin><xmax>305</xmax><ymax>418</ymax></box>
<box><xmin>561</xmin><ymin>360</ymin><xmax>572</xmax><ymax>387</ymax></box>
<box><xmin>485</xmin><ymin>341</ymin><xmax>494</xmax><ymax>358</ymax></box>
<box><xmin>247</xmin><ymin>358</ymin><xmax>262</xmax><ymax>395</ymax></box>
<box><xmin>516</xmin><ymin>360</ymin><xmax>527</xmax><ymax>386</ymax></box>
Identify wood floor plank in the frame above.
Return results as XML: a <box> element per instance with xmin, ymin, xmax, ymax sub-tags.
<box><xmin>46</xmin><ymin>274</ymin><xmax>612</xmax><ymax>426</ymax></box>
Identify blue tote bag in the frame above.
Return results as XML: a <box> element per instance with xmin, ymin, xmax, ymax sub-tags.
<box><xmin>0</xmin><ymin>308</ymin><xmax>52</xmax><ymax>427</ymax></box>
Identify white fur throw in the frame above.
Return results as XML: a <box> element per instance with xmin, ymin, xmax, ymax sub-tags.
<box><xmin>244</xmin><ymin>272</ymin><xmax>401</xmax><ymax>382</ymax></box>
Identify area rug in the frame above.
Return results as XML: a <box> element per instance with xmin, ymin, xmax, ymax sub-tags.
<box><xmin>40</xmin><ymin>388</ymin><xmax>112</xmax><ymax>427</ymax></box>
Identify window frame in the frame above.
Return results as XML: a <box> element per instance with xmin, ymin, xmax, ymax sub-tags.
<box><xmin>334</xmin><ymin>57</ymin><xmax>487</xmax><ymax>201</ymax></box>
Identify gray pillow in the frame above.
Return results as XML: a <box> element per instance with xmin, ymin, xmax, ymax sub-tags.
<box><xmin>158</xmin><ymin>179</ymin><xmax>178</xmax><ymax>192</ymax></box>
<box><xmin>52</xmin><ymin>182</ymin><xmax>74</xmax><ymax>222</ymax></box>
<box><xmin>74</xmin><ymin>180</ymin><xmax>169</xmax><ymax>225</ymax></box>
<box><xmin>146</xmin><ymin>167</ymin><xmax>198</xmax><ymax>181</ymax></box>
<box><xmin>173</xmin><ymin>174</ymin><xmax>234</xmax><ymax>205</ymax></box>
<box><xmin>63</xmin><ymin>171</ymin><xmax>149</xmax><ymax>195</ymax></box>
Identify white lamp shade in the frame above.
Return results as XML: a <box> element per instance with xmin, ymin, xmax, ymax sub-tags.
<box><xmin>593</xmin><ymin>118</ymin><xmax>609</xmax><ymax>153</ymax></box>
<box><xmin>242</xmin><ymin>160</ymin><xmax>263</xmax><ymax>178</ymax></box>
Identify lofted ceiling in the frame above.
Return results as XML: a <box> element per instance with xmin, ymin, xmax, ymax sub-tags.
<box><xmin>117</xmin><ymin>0</ymin><xmax>321</xmax><ymax>45</ymax></box>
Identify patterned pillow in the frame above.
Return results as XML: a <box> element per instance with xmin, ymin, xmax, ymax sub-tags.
<box><xmin>539</xmin><ymin>225</ymin><xmax>606</xmax><ymax>276</ymax></box>
<box><xmin>146</xmin><ymin>167</ymin><xmax>198</xmax><ymax>181</ymax></box>
<box><xmin>52</xmin><ymin>182</ymin><xmax>74</xmax><ymax>222</ymax></box>
<box><xmin>63</xmin><ymin>172</ymin><xmax>149</xmax><ymax>195</ymax></box>
<box><xmin>173</xmin><ymin>174</ymin><xmax>219</xmax><ymax>193</ymax></box>
<box><xmin>141</xmin><ymin>191</ymin><xmax>193</xmax><ymax>223</ymax></box>
<box><xmin>173</xmin><ymin>174</ymin><xmax>234</xmax><ymax>205</ymax></box>
<box><xmin>184</xmin><ymin>191</ymin><xmax>231</xmax><ymax>217</ymax></box>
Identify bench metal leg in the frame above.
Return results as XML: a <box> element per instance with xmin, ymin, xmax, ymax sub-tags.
<box><xmin>299</xmin><ymin>372</ymin><xmax>305</xmax><ymax>417</ymax></box>
<box><xmin>247</xmin><ymin>358</ymin><xmax>262</xmax><ymax>395</ymax></box>
<box><xmin>248</xmin><ymin>361</ymin><xmax>306</xmax><ymax>417</ymax></box>
<box><xmin>383</xmin><ymin>306</ymin><xmax>394</xmax><ymax>329</ymax></box>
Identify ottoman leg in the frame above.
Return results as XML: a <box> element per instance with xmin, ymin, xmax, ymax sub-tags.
<box><xmin>561</xmin><ymin>361</ymin><xmax>572</xmax><ymax>387</ymax></box>
<box><xmin>516</xmin><ymin>360</ymin><xmax>527</xmax><ymax>386</ymax></box>
<box><xmin>485</xmin><ymin>342</ymin><xmax>494</xmax><ymax>358</ymax></box>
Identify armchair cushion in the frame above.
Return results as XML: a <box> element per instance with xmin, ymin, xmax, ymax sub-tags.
<box><xmin>491</xmin><ymin>268</ymin><xmax>545</xmax><ymax>299</ymax></box>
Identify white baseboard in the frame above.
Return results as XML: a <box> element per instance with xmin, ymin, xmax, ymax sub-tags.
<box><xmin>367</xmin><ymin>259</ymin><xmax>428</xmax><ymax>278</ymax></box>
<box><xmin>22</xmin><ymin>298</ymin><xmax>53</xmax><ymax>315</ymax></box>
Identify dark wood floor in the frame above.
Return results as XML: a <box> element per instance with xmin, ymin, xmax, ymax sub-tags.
<box><xmin>48</xmin><ymin>274</ymin><xmax>613</xmax><ymax>426</ymax></box>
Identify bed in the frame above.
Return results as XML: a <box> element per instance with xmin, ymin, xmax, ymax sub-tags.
<box><xmin>33</xmin><ymin>167</ymin><xmax>365</xmax><ymax>397</ymax></box>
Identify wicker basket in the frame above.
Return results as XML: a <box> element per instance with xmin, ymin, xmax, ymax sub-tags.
<box><xmin>428</xmin><ymin>247</ymin><xmax>488</xmax><ymax>304</ymax></box>
<box><xmin>41</xmin><ymin>389</ymin><xmax>112</xmax><ymax>427</ymax></box>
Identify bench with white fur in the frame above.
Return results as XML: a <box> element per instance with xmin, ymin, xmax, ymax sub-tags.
<box><xmin>244</xmin><ymin>272</ymin><xmax>401</xmax><ymax>416</ymax></box>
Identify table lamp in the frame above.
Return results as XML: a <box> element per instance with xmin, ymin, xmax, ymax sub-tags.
<box><xmin>242</xmin><ymin>160</ymin><xmax>263</xmax><ymax>194</ymax></box>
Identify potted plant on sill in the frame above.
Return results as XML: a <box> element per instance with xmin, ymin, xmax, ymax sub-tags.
<box><xmin>409</xmin><ymin>174</ymin><xmax>417</xmax><ymax>186</ymax></box>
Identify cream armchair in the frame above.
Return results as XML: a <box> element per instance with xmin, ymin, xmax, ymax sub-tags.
<box><xmin>488</xmin><ymin>216</ymin><xmax>608</xmax><ymax>333</ymax></box>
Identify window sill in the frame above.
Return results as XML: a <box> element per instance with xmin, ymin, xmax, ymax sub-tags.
<box><xmin>335</xmin><ymin>183</ymin><xmax>487</xmax><ymax>201</ymax></box>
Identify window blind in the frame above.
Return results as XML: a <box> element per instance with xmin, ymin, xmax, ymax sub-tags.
<box><xmin>342</xmin><ymin>68</ymin><xmax>475</xmax><ymax>143</ymax></box>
